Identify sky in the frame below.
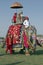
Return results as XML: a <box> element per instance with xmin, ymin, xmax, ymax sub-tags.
<box><xmin>0</xmin><ymin>0</ymin><xmax>43</xmax><ymax>37</ymax></box>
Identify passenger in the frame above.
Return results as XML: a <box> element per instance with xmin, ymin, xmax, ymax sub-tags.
<box><xmin>16</xmin><ymin>11</ymin><xmax>23</xmax><ymax>24</ymax></box>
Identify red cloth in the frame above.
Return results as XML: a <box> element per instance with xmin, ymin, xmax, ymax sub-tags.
<box><xmin>13</xmin><ymin>25</ymin><xmax>22</xmax><ymax>44</ymax></box>
<box><xmin>6</xmin><ymin>45</ymin><xmax>13</xmax><ymax>54</ymax></box>
<box><xmin>6</xmin><ymin>37</ymin><xmax>11</xmax><ymax>45</ymax></box>
<box><xmin>12</xmin><ymin>13</ymin><xmax>17</xmax><ymax>23</ymax></box>
<box><xmin>6</xmin><ymin>36</ymin><xmax>13</xmax><ymax>54</ymax></box>
<box><xmin>7</xmin><ymin>25</ymin><xmax>22</xmax><ymax>44</ymax></box>
<box><xmin>13</xmin><ymin>37</ymin><xmax>20</xmax><ymax>44</ymax></box>
<box><xmin>23</xmin><ymin>31</ymin><xmax>29</xmax><ymax>48</ymax></box>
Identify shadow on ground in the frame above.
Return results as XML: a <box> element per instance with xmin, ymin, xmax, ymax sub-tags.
<box><xmin>0</xmin><ymin>49</ymin><xmax>43</xmax><ymax>56</ymax></box>
<box><xmin>0</xmin><ymin>53</ymin><xmax>10</xmax><ymax>56</ymax></box>
<box><xmin>32</xmin><ymin>50</ymin><xmax>43</xmax><ymax>55</ymax></box>
<box><xmin>5</xmin><ymin>61</ymin><xmax>24</xmax><ymax>65</ymax></box>
<box><xmin>12</xmin><ymin>49</ymin><xmax>25</xmax><ymax>55</ymax></box>
<box><xmin>0</xmin><ymin>49</ymin><xmax>25</xmax><ymax>56</ymax></box>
